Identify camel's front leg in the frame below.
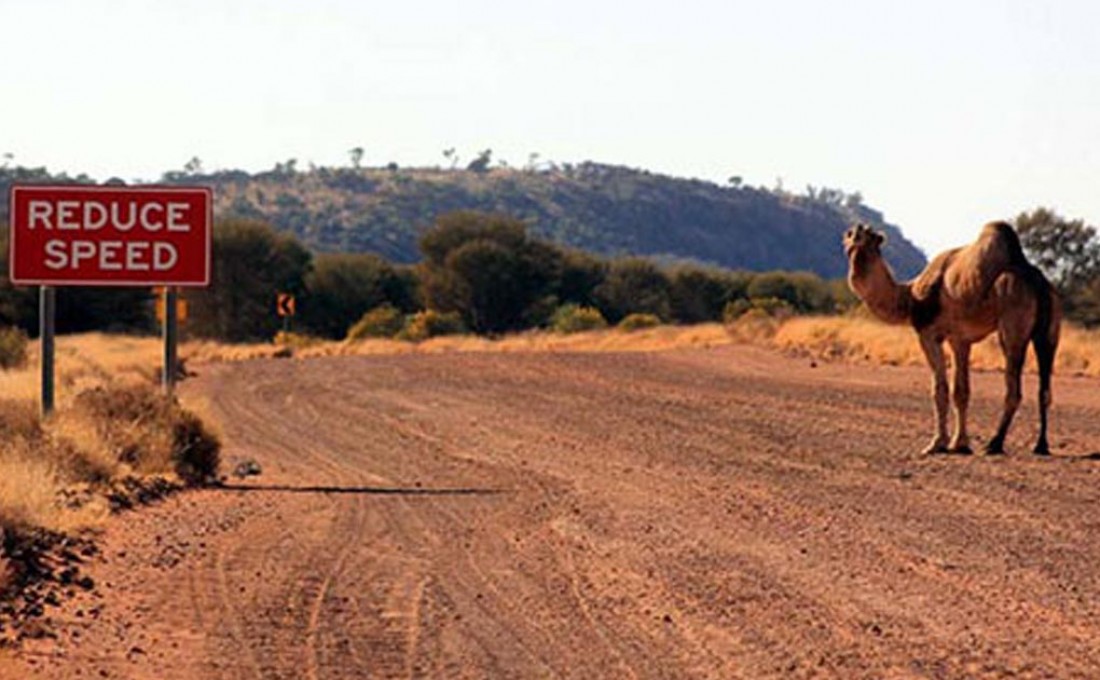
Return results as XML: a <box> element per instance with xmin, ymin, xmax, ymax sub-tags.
<box><xmin>949</xmin><ymin>340</ymin><xmax>972</xmax><ymax>453</ymax></box>
<box><xmin>918</xmin><ymin>334</ymin><xmax>949</xmax><ymax>454</ymax></box>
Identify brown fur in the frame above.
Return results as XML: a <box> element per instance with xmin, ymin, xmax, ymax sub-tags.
<box><xmin>843</xmin><ymin>222</ymin><xmax>1061</xmax><ymax>455</ymax></box>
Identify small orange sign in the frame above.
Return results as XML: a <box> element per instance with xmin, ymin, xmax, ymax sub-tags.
<box><xmin>155</xmin><ymin>297</ymin><xmax>188</xmax><ymax>323</ymax></box>
<box><xmin>276</xmin><ymin>293</ymin><xmax>296</xmax><ymax>317</ymax></box>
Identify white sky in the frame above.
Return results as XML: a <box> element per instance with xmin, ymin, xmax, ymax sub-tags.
<box><xmin>3</xmin><ymin>0</ymin><xmax>1099</xmax><ymax>256</ymax></box>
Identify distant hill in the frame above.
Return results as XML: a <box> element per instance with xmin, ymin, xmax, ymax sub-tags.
<box><xmin>1</xmin><ymin>162</ymin><xmax>927</xmax><ymax>279</ymax></box>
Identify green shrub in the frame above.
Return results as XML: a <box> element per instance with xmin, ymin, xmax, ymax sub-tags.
<box><xmin>347</xmin><ymin>304</ymin><xmax>404</xmax><ymax>340</ymax></box>
<box><xmin>722</xmin><ymin>299</ymin><xmax>752</xmax><ymax>323</ymax></box>
<box><xmin>617</xmin><ymin>313</ymin><xmax>661</xmax><ymax>332</ymax></box>
<box><xmin>0</xmin><ymin>327</ymin><xmax>28</xmax><ymax>370</ymax></box>
<box><xmin>550</xmin><ymin>304</ymin><xmax>608</xmax><ymax>334</ymax></box>
<box><xmin>748</xmin><ymin>297</ymin><xmax>795</xmax><ymax>319</ymax></box>
<box><xmin>723</xmin><ymin>297</ymin><xmax>793</xmax><ymax>323</ymax></box>
<box><xmin>398</xmin><ymin>310</ymin><xmax>466</xmax><ymax>342</ymax></box>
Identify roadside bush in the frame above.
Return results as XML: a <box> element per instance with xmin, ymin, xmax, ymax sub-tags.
<box><xmin>550</xmin><ymin>304</ymin><xmax>608</xmax><ymax>334</ymax></box>
<box><xmin>398</xmin><ymin>310</ymin><xmax>466</xmax><ymax>342</ymax></box>
<box><xmin>0</xmin><ymin>327</ymin><xmax>28</xmax><ymax>370</ymax></box>
<box><xmin>748</xmin><ymin>297</ymin><xmax>795</xmax><ymax>319</ymax></box>
<box><xmin>722</xmin><ymin>299</ymin><xmax>752</xmax><ymax>323</ymax></box>
<box><xmin>68</xmin><ymin>386</ymin><xmax>220</xmax><ymax>486</ymax></box>
<box><xmin>347</xmin><ymin>304</ymin><xmax>405</xmax><ymax>340</ymax></box>
<box><xmin>617</xmin><ymin>313</ymin><xmax>661</xmax><ymax>332</ymax></box>
<box><xmin>723</xmin><ymin>297</ymin><xmax>793</xmax><ymax>323</ymax></box>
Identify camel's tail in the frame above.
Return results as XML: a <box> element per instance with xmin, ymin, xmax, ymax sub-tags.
<box><xmin>1029</xmin><ymin>269</ymin><xmax>1059</xmax><ymax>364</ymax></box>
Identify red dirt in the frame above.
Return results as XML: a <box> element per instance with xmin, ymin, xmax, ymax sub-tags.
<box><xmin>4</xmin><ymin>345</ymin><xmax>1100</xmax><ymax>678</ymax></box>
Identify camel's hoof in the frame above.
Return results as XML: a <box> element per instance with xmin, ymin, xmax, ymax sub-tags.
<box><xmin>948</xmin><ymin>445</ymin><xmax>973</xmax><ymax>455</ymax></box>
<box><xmin>1032</xmin><ymin>445</ymin><xmax>1051</xmax><ymax>457</ymax></box>
<box><xmin>983</xmin><ymin>444</ymin><xmax>1005</xmax><ymax>456</ymax></box>
<box><xmin>922</xmin><ymin>443</ymin><xmax>949</xmax><ymax>456</ymax></box>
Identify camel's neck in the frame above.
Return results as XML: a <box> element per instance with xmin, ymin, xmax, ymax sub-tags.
<box><xmin>848</xmin><ymin>251</ymin><xmax>913</xmax><ymax>325</ymax></box>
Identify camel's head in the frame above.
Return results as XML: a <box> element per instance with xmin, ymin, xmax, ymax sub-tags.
<box><xmin>843</xmin><ymin>223</ymin><xmax>885</xmax><ymax>262</ymax></box>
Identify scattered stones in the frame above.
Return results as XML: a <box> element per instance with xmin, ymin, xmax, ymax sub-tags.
<box><xmin>233</xmin><ymin>459</ymin><xmax>263</xmax><ymax>479</ymax></box>
<box><xmin>106</xmin><ymin>476</ymin><xmax>182</xmax><ymax>512</ymax></box>
<box><xmin>0</xmin><ymin>529</ymin><xmax>100</xmax><ymax>645</ymax></box>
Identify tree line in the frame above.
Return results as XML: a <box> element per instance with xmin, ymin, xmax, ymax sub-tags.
<box><xmin>1</xmin><ymin>207</ymin><xmax>1096</xmax><ymax>342</ymax></box>
<box><xmin>0</xmin><ymin>211</ymin><xmax>851</xmax><ymax>342</ymax></box>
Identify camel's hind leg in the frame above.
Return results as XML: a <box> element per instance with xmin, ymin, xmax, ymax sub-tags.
<box><xmin>1032</xmin><ymin>317</ymin><xmax>1059</xmax><ymax>455</ymax></box>
<box><xmin>986</xmin><ymin>329</ymin><xmax>1028</xmax><ymax>455</ymax></box>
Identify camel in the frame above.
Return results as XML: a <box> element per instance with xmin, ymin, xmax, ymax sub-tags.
<box><xmin>843</xmin><ymin>222</ymin><xmax>1061</xmax><ymax>455</ymax></box>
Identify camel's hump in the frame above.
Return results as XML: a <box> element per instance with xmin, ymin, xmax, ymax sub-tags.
<box><xmin>912</xmin><ymin>222</ymin><xmax>1027</xmax><ymax>304</ymax></box>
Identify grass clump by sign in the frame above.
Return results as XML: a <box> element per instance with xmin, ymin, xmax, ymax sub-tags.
<box><xmin>0</xmin><ymin>386</ymin><xmax>221</xmax><ymax>535</ymax></box>
<box><xmin>551</xmin><ymin>304</ymin><xmax>608</xmax><ymax>334</ymax></box>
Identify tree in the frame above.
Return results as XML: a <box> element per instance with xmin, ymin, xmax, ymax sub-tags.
<box><xmin>300</xmin><ymin>253</ymin><xmax>418</xmax><ymax>339</ymax></box>
<box><xmin>349</xmin><ymin>147</ymin><xmax>364</xmax><ymax>169</ymax></box>
<box><xmin>557</xmin><ymin>249</ymin><xmax>607</xmax><ymax>308</ymax></box>
<box><xmin>466</xmin><ymin>149</ymin><xmax>493</xmax><ymax>174</ymax></box>
<box><xmin>595</xmin><ymin>258</ymin><xmax>672</xmax><ymax>323</ymax></box>
<box><xmin>0</xmin><ymin>223</ymin><xmax>40</xmax><ymax>333</ymax></box>
<box><xmin>1015</xmin><ymin>208</ymin><xmax>1100</xmax><ymax>294</ymax></box>
<box><xmin>1016</xmin><ymin>208</ymin><xmax>1100</xmax><ymax>327</ymax></box>
<box><xmin>184</xmin><ymin>156</ymin><xmax>203</xmax><ymax>175</ymax></box>
<box><xmin>418</xmin><ymin>212</ymin><xmax>562</xmax><ymax>334</ymax></box>
<box><xmin>443</xmin><ymin>148</ymin><xmax>458</xmax><ymax>169</ymax></box>
<box><xmin>669</xmin><ymin>266</ymin><xmax>750</xmax><ymax>323</ymax></box>
<box><xmin>184</xmin><ymin>219</ymin><xmax>312</xmax><ymax>341</ymax></box>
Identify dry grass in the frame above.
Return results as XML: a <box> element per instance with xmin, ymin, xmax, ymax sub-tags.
<box><xmin>298</xmin><ymin>323</ymin><xmax>735</xmax><ymax>358</ymax></box>
<box><xmin>167</xmin><ymin>325</ymin><xmax>736</xmax><ymax>363</ymax></box>
<box><xmin>769</xmin><ymin>315</ymin><xmax>1100</xmax><ymax>377</ymax></box>
<box><xmin>0</xmin><ymin>334</ymin><xmax>218</xmax><ymax>538</ymax></box>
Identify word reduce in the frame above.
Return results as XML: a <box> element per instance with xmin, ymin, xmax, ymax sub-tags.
<box><xmin>29</xmin><ymin>198</ymin><xmax>192</xmax><ymax>271</ymax></box>
<box><xmin>9</xmin><ymin>186</ymin><xmax>211</xmax><ymax>286</ymax></box>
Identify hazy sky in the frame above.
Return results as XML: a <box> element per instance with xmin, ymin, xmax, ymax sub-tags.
<box><xmin>3</xmin><ymin>0</ymin><xmax>1098</xmax><ymax>256</ymax></box>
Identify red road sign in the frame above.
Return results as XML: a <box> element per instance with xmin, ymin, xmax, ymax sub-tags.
<box><xmin>8</xmin><ymin>185</ymin><xmax>212</xmax><ymax>287</ymax></box>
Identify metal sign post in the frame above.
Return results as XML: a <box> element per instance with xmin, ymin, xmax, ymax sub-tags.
<box><xmin>163</xmin><ymin>287</ymin><xmax>179</xmax><ymax>395</ymax></box>
<box><xmin>39</xmin><ymin>286</ymin><xmax>55</xmax><ymax>416</ymax></box>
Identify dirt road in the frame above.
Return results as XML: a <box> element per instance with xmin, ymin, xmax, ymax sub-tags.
<box><xmin>7</xmin><ymin>345</ymin><xmax>1100</xmax><ymax>678</ymax></box>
